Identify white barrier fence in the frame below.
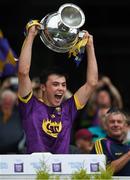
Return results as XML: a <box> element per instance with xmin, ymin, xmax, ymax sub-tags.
<box><xmin>0</xmin><ymin>153</ymin><xmax>129</xmax><ymax>180</ymax></box>
<box><xmin>0</xmin><ymin>153</ymin><xmax>106</xmax><ymax>176</ymax></box>
<box><xmin>0</xmin><ymin>153</ymin><xmax>106</xmax><ymax>175</ymax></box>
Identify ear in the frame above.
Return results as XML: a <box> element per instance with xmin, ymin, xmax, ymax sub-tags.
<box><xmin>124</xmin><ymin>122</ymin><xmax>128</xmax><ymax>129</ymax></box>
<box><xmin>41</xmin><ymin>84</ymin><xmax>46</xmax><ymax>91</ymax></box>
<box><xmin>103</xmin><ymin>121</ymin><xmax>108</xmax><ymax>131</ymax></box>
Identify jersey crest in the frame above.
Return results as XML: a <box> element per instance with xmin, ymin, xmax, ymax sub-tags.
<box><xmin>42</xmin><ymin>119</ymin><xmax>62</xmax><ymax>138</ymax></box>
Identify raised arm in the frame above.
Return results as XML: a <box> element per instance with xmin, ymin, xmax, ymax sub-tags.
<box><xmin>18</xmin><ymin>25</ymin><xmax>38</xmax><ymax>97</ymax></box>
<box><xmin>101</xmin><ymin>76</ymin><xmax>123</xmax><ymax>109</ymax></box>
<box><xmin>75</xmin><ymin>32</ymin><xmax>98</xmax><ymax>107</ymax></box>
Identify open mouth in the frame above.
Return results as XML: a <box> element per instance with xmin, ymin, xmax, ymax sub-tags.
<box><xmin>55</xmin><ymin>94</ymin><xmax>63</xmax><ymax>100</ymax></box>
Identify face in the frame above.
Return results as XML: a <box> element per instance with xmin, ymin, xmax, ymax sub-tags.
<box><xmin>96</xmin><ymin>90</ymin><xmax>111</xmax><ymax>107</ymax></box>
<box><xmin>76</xmin><ymin>139</ymin><xmax>93</xmax><ymax>153</ymax></box>
<box><xmin>106</xmin><ymin>113</ymin><xmax>127</xmax><ymax>139</ymax></box>
<box><xmin>1</xmin><ymin>93</ymin><xmax>16</xmax><ymax>111</ymax></box>
<box><xmin>41</xmin><ymin>74</ymin><xmax>67</xmax><ymax>107</ymax></box>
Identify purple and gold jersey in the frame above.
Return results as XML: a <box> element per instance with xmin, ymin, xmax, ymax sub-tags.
<box><xmin>18</xmin><ymin>92</ymin><xmax>83</xmax><ymax>154</ymax></box>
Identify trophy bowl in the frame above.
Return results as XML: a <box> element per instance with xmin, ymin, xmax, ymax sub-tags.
<box><xmin>40</xmin><ymin>3</ymin><xmax>85</xmax><ymax>53</ymax></box>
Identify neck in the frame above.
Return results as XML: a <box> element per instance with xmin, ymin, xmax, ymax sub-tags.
<box><xmin>2</xmin><ymin>110</ymin><xmax>12</xmax><ymax>123</ymax></box>
<box><xmin>109</xmin><ymin>135</ymin><xmax>124</xmax><ymax>142</ymax></box>
<box><xmin>41</xmin><ymin>95</ymin><xmax>50</xmax><ymax>106</ymax></box>
<box><xmin>39</xmin><ymin>94</ymin><xmax>52</xmax><ymax>106</ymax></box>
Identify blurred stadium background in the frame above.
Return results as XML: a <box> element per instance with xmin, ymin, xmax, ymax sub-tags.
<box><xmin>1</xmin><ymin>0</ymin><xmax>130</xmax><ymax>109</ymax></box>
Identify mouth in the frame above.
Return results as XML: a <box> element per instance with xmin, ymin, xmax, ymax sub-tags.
<box><xmin>54</xmin><ymin>94</ymin><xmax>63</xmax><ymax>101</ymax></box>
<box><xmin>112</xmin><ymin>129</ymin><xmax>120</xmax><ymax>132</ymax></box>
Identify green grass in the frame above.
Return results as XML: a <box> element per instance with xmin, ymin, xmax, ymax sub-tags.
<box><xmin>36</xmin><ymin>161</ymin><xmax>114</xmax><ymax>180</ymax></box>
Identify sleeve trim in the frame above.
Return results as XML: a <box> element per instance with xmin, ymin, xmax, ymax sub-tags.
<box><xmin>18</xmin><ymin>92</ymin><xmax>33</xmax><ymax>103</ymax></box>
<box><xmin>74</xmin><ymin>94</ymin><xmax>85</xmax><ymax>110</ymax></box>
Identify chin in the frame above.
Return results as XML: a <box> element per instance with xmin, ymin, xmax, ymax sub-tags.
<box><xmin>55</xmin><ymin>99</ymin><xmax>63</xmax><ymax>107</ymax></box>
<box><xmin>55</xmin><ymin>102</ymin><xmax>62</xmax><ymax>107</ymax></box>
<box><xmin>112</xmin><ymin>133</ymin><xmax>121</xmax><ymax>137</ymax></box>
<box><xmin>51</xmin><ymin>101</ymin><xmax>61</xmax><ymax>107</ymax></box>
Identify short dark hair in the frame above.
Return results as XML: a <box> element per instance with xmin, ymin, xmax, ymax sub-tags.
<box><xmin>39</xmin><ymin>66</ymin><xmax>68</xmax><ymax>84</ymax></box>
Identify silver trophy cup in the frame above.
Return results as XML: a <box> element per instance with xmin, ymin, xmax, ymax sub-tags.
<box><xmin>39</xmin><ymin>3</ymin><xmax>85</xmax><ymax>53</ymax></box>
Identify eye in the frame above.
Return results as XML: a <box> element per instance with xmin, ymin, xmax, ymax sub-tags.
<box><xmin>62</xmin><ymin>83</ymin><xmax>66</xmax><ymax>87</ymax></box>
<box><xmin>52</xmin><ymin>83</ymin><xmax>58</xmax><ymax>86</ymax></box>
<box><xmin>117</xmin><ymin>120</ymin><xmax>122</xmax><ymax>124</ymax></box>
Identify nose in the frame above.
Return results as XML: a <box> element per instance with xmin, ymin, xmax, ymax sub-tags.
<box><xmin>58</xmin><ymin>84</ymin><xmax>65</xmax><ymax>91</ymax></box>
<box><xmin>114</xmin><ymin>121</ymin><xmax>119</xmax><ymax>127</ymax></box>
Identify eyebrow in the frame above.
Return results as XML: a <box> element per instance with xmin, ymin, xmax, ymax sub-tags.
<box><xmin>52</xmin><ymin>81</ymin><xmax>66</xmax><ymax>84</ymax></box>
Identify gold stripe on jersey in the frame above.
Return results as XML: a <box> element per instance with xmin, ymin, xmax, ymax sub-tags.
<box><xmin>18</xmin><ymin>92</ymin><xmax>33</xmax><ymax>103</ymax></box>
<box><xmin>95</xmin><ymin>140</ymin><xmax>103</xmax><ymax>154</ymax></box>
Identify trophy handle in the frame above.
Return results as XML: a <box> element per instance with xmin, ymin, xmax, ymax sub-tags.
<box><xmin>25</xmin><ymin>20</ymin><xmax>43</xmax><ymax>35</ymax></box>
<box><xmin>78</xmin><ymin>30</ymin><xmax>87</xmax><ymax>38</ymax></box>
<box><xmin>79</xmin><ymin>31</ymin><xmax>85</xmax><ymax>38</ymax></box>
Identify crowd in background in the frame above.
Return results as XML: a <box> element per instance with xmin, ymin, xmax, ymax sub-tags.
<box><xmin>0</xmin><ymin>74</ymin><xmax>130</xmax><ymax>154</ymax></box>
<box><xmin>1</xmin><ymin>28</ymin><xmax>130</xmax><ymax>176</ymax></box>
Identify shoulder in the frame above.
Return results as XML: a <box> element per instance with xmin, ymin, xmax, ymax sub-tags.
<box><xmin>18</xmin><ymin>92</ymin><xmax>43</xmax><ymax>105</ymax></box>
<box><xmin>94</xmin><ymin>138</ymin><xmax>107</xmax><ymax>154</ymax></box>
<box><xmin>63</xmin><ymin>94</ymin><xmax>85</xmax><ymax>110</ymax></box>
<box><xmin>18</xmin><ymin>92</ymin><xmax>44</xmax><ymax>112</ymax></box>
<box><xmin>18</xmin><ymin>92</ymin><xmax>34</xmax><ymax>104</ymax></box>
<box><xmin>62</xmin><ymin>96</ymin><xmax>75</xmax><ymax>106</ymax></box>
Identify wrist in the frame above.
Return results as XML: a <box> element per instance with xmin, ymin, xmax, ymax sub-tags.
<box><xmin>86</xmin><ymin>45</ymin><xmax>95</xmax><ymax>54</ymax></box>
<box><xmin>26</xmin><ymin>32</ymin><xmax>36</xmax><ymax>40</ymax></box>
<box><xmin>126</xmin><ymin>151</ymin><xmax>130</xmax><ymax>159</ymax></box>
